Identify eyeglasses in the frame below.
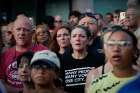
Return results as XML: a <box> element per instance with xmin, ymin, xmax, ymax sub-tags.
<box><xmin>105</xmin><ymin>40</ymin><xmax>132</xmax><ymax>48</ymax></box>
<box><xmin>36</xmin><ymin>31</ymin><xmax>49</xmax><ymax>36</ymax></box>
<box><xmin>55</xmin><ymin>20</ymin><xmax>62</xmax><ymax>23</ymax></box>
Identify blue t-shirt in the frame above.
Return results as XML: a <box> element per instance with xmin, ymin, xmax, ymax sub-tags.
<box><xmin>0</xmin><ymin>81</ymin><xmax>7</xmax><ymax>93</ymax></box>
<box><xmin>118</xmin><ymin>75</ymin><xmax>140</xmax><ymax>93</ymax></box>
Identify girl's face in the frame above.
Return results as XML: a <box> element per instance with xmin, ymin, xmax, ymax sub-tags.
<box><xmin>56</xmin><ymin>28</ymin><xmax>70</xmax><ymax>48</ymax></box>
<box><xmin>36</xmin><ymin>27</ymin><xmax>49</xmax><ymax>44</ymax></box>
<box><xmin>70</xmin><ymin>28</ymin><xmax>89</xmax><ymax>51</ymax></box>
<box><xmin>18</xmin><ymin>57</ymin><xmax>30</xmax><ymax>82</ymax></box>
<box><xmin>104</xmin><ymin>31</ymin><xmax>135</xmax><ymax>69</ymax></box>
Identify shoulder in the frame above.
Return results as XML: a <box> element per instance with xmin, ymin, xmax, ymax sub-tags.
<box><xmin>86</xmin><ymin>63</ymin><xmax>112</xmax><ymax>86</ymax></box>
<box><xmin>118</xmin><ymin>75</ymin><xmax>140</xmax><ymax>93</ymax></box>
<box><xmin>1</xmin><ymin>47</ymin><xmax>15</xmax><ymax>62</ymax></box>
<box><xmin>87</xmin><ymin>66</ymin><xmax>103</xmax><ymax>80</ymax></box>
<box><xmin>32</xmin><ymin>44</ymin><xmax>48</xmax><ymax>52</ymax></box>
<box><xmin>61</xmin><ymin>53</ymin><xmax>73</xmax><ymax>61</ymax></box>
<box><xmin>0</xmin><ymin>80</ymin><xmax>7</xmax><ymax>93</ymax></box>
<box><xmin>3</xmin><ymin>47</ymin><xmax>15</xmax><ymax>55</ymax></box>
<box><xmin>85</xmin><ymin>66</ymin><xmax>102</xmax><ymax>92</ymax></box>
<box><xmin>87</xmin><ymin>73</ymin><xmax>109</xmax><ymax>93</ymax></box>
<box><xmin>91</xmin><ymin>73</ymin><xmax>108</xmax><ymax>85</ymax></box>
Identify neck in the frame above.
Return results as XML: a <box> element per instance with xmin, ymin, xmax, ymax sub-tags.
<box><xmin>59</xmin><ymin>47</ymin><xmax>65</xmax><ymax>54</ymax></box>
<box><xmin>22</xmin><ymin>83</ymin><xmax>30</xmax><ymax>93</ymax></box>
<box><xmin>72</xmin><ymin>49</ymin><xmax>88</xmax><ymax>59</ymax></box>
<box><xmin>16</xmin><ymin>43</ymin><xmax>32</xmax><ymax>52</ymax></box>
<box><xmin>113</xmin><ymin>66</ymin><xmax>137</xmax><ymax>78</ymax></box>
<box><xmin>35</xmin><ymin>83</ymin><xmax>55</xmax><ymax>90</ymax></box>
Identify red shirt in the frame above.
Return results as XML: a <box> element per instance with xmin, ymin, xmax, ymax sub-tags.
<box><xmin>0</xmin><ymin>44</ymin><xmax>47</xmax><ymax>89</ymax></box>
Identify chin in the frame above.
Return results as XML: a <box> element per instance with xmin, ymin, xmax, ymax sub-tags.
<box><xmin>20</xmin><ymin>79</ymin><xmax>28</xmax><ymax>82</ymax></box>
<box><xmin>17</xmin><ymin>42</ymin><xmax>26</xmax><ymax>46</ymax></box>
<box><xmin>74</xmin><ymin>48</ymin><xmax>83</xmax><ymax>51</ymax></box>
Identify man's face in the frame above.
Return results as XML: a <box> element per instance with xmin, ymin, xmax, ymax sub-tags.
<box><xmin>5</xmin><ymin>23</ymin><xmax>15</xmax><ymax>45</ymax></box>
<box><xmin>54</xmin><ymin>16</ymin><xmax>62</xmax><ymax>29</ymax></box>
<box><xmin>78</xmin><ymin>16</ymin><xmax>98</xmax><ymax>36</ymax></box>
<box><xmin>69</xmin><ymin>15</ymin><xmax>79</xmax><ymax>26</ymax></box>
<box><xmin>4</xmin><ymin>31</ymin><xmax>14</xmax><ymax>44</ymax></box>
<box><xmin>105</xmin><ymin>14</ymin><xmax>113</xmax><ymax>23</ymax></box>
<box><xmin>13</xmin><ymin>17</ymin><xmax>33</xmax><ymax>46</ymax></box>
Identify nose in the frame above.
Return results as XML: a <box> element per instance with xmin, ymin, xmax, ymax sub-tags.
<box><xmin>112</xmin><ymin>45</ymin><xmax>121</xmax><ymax>52</ymax></box>
<box><xmin>60</xmin><ymin>34</ymin><xmax>66</xmax><ymax>40</ymax></box>
<box><xmin>37</xmin><ymin>68</ymin><xmax>44</xmax><ymax>74</ymax></box>
<box><xmin>19</xmin><ymin>28</ymin><xmax>26</xmax><ymax>35</ymax></box>
<box><xmin>21</xmin><ymin>66</ymin><xmax>28</xmax><ymax>73</ymax></box>
<box><xmin>74</xmin><ymin>35</ymin><xmax>80</xmax><ymax>40</ymax></box>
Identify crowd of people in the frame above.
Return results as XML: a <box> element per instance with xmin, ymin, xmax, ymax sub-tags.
<box><xmin>0</xmin><ymin>0</ymin><xmax>140</xmax><ymax>93</ymax></box>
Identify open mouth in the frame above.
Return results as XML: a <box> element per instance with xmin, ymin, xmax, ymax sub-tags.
<box><xmin>112</xmin><ymin>55</ymin><xmax>121</xmax><ymax>61</ymax></box>
<box><xmin>36</xmin><ymin>76</ymin><xmax>45</xmax><ymax>81</ymax></box>
<box><xmin>19</xmin><ymin>37</ymin><xmax>25</xmax><ymax>40</ymax></box>
<box><xmin>75</xmin><ymin>43</ymin><xmax>81</xmax><ymax>46</ymax></box>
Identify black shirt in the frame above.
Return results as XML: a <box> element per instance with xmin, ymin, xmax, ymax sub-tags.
<box><xmin>88</xmin><ymin>36</ymin><xmax>105</xmax><ymax>65</ymax></box>
<box><xmin>60</xmin><ymin>52</ymin><xmax>103</xmax><ymax>93</ymax></box>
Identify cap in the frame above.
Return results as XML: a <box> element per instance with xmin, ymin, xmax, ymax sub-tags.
<box><xmin>30</xmin><ymin>50</ymin><xmax>60</xmax><ymax>69</ymax></box>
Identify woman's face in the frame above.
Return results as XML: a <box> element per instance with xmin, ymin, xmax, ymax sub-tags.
<box><xmin>18</xmin><ymin>57</ymin><xmax>30</xmax><ymax>82</ymax></box>
<box><xmin>56</xmin><ymin>28</ymin><xmax>70</xmax><ymax>48</ymax></box>
<box><xmin>104</xmin><ymin>31</ymin><xmax>135</xmax><ymax>69</ymax></box>
<box><xmin>31</xmin><ymin>65</ymin><xmax>56</xmax><ymax>86</ymax></box>
<box><xmin>36</xmin><ymin>27</ymin><xmax>49</xmax><ymax>44</ymax></box>
<box><xmin>70</xmin><ymin>28</ymin><xmax>89</xmax><ymax>51</ymax></box>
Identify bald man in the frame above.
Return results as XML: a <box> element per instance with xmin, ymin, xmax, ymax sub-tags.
<box><xmin>0</xmin><ymin>14</ymin><xmax>47</xmax><ymax>93</ymax></box>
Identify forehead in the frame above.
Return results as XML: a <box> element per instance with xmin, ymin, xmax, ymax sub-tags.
<box><xmin>19</xmin><ymin>57</ymin><xmax>30</xmax><ymax>64</ymax></box>
<box><xmin>14</xmin><ymin>18</ymin><xmax>32</xmax><ymax>29</ymax></box>
<box><xmin>57</xmin><ymin>28</ymin><xmax>68</xmax><ymax>33</ymax></box>
<box><xmin>103</xmin><ymin>31</ymin><xmax>112</xmax><ymax>42</ymax></box>
<box><xmin>108</xmin><ymin>31</ymin><xmax>132</xmax><ymax>41</ymax></box>
<box><xmin>79</xmin><ymin>16</ymin><xmax>94</xmax><ymax>23</ymax></box>
<box><xmin>36</xmin><ymin>27</ymin><xmax>46</xmax><ymax>32</ymax></box>
<box><xmin>113</xmin><ymin>13</ymin><xmax>119</xmax><ymax>16</ymax></box>
<box><xmin>70</xmin><ymin>15</ymin><xmax>77</xmax><ymax>18</ymax></box>
<box><xmin>71</xmin><ymin>28</ymin><xmax>86</xmax><ymax>35</ymax></box>
<box><xmin>106</xmin><ymin>14</ymin><xmax>112</xmax><ymax>17</ymax></box>
<box><xmin>55</xmin><ymin>16</ymin><xmax>62</xmax><ymax>20</ymax></box>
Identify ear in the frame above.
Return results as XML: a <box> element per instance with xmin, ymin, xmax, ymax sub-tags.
<box><xmin>134</xmin><ymin>48</ymin><xmax>139</xmax><ymax>58</ymax></box>
<box><xmin>31</xmin><ymin>30</ymin><xmax>35</xmax><ymax>35</ymax></box>
<box><xmin>88</xmin><ymin>38</ymin><xmax>93</xmax><ymax>45</ymax></box>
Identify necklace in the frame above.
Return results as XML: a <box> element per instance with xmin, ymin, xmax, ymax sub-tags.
<box><xmin>72</xmin><ymin>51</ymin><xmax>88</xmax><ymax>59</ymax></box>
